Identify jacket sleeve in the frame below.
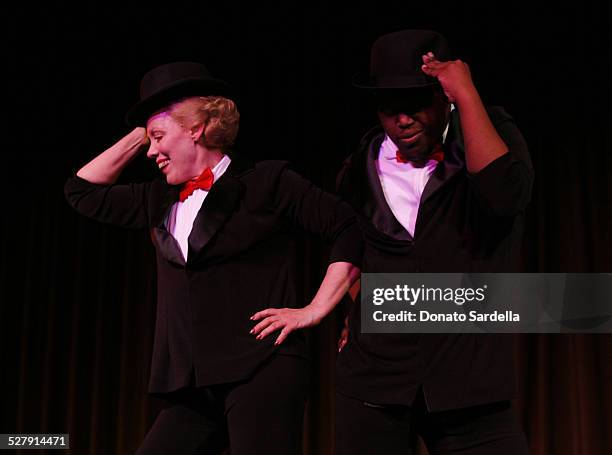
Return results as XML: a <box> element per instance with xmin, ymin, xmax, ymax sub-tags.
<box><xmin>270</xmin><ymin>162</ymin><xmax>363</xmax><ymax>267</ymax></box>
<box><xmin>467</xmin><ymin>106</ymin><xmax>534</xmax><ymax>217</ymax></box>
<box><xmin>64</xmin><ymin>175</ymin><xmax>152</xmax><ymax>229</ymax></box>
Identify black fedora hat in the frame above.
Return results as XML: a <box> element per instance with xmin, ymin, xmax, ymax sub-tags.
<box><xmin>353</xmin><ymin>29</ymin><xmax>452</xmax><ymax>90</ymax></box>
<box><xmin>125</xmin><ymin>61</ymin><xmax>233</xmax><ymax>127</ymax></box>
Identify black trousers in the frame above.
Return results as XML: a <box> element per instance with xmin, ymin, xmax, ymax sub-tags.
<box><xmin>335</xmin><ymin>391</ymin><xmax>529</xmax><ymax>455</ymax></box>
<box><xmin>136</xmin><ymin>354</ymin><xmax>310</xmax><ymax>455</ymax></box>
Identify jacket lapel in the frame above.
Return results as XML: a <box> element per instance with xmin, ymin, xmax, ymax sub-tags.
<box><xmin>361</xmin><ymin>131</ymin><xmax>414</xmax><ymax>242</ymax></box>
<box><xmin>420</xmin><ymin>110</ymin><xmax>465</xmax><ymax>203</ymax></box>
<box><xmin>353</xmin><ymin>110</ymin><xmax>466</xmax><ymax>242</ymax></box>
<box><xmin>150</xmin><ymin>155</ymin><xmax>252</xmax><ymax>266</ymax></box>
<box><xmin>151</xmin><ymin>183</ymin><xmax>185</xmax><ymax>266</ymax></box>
<box><xmin>186</xmin><ymin>155</ymin><xmax>251</xmax><ymax>262</ymax></box>
<box><xmin>152</xmin><ymin>226</ymin><xmax>186</xmax><ymax>266</ymax></box>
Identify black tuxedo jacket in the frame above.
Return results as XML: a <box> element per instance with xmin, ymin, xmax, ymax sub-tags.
<box><xmin>335</xmin><ymin>107</ymin><xmax>534</xmax><ymax>411</ymax></box>
<box><xmin>65</xmin><ymin>156</ymin><xmax>362</xmax><ymax>395</ymax></box>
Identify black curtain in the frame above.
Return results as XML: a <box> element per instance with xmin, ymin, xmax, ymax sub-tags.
<box><xmin>2</xmin><ymin>2</ymin><xmax>611</xmax><ymax>454</ymax></box>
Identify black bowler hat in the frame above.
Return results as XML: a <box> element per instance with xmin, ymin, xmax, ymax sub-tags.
<box><xmin>353</xmin><ymin>29</ymin><xmax>452</xmax><ymax>89</ymax></box>
<box><xmin>125</xmin><ymin>61</ymin><xmax>233</xmax><ymax>127</ymax></box>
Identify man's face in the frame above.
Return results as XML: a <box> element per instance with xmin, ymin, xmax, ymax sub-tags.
<box><xmin>376</xmin><ymin>88</ymin><xmax>450</xmax><ymax>162</ymax></box>
<box><xmin>146</xmin><ymin>111</ymin><xmax>200</xmax><ymax>185</ymax></box>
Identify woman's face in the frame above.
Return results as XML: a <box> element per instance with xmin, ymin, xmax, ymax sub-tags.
<box><xmin>146</xmin><ymin>111</ymin><xmax>201</xmax><ymax>185</ymax></box>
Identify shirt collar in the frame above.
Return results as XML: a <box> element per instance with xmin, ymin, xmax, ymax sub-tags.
<box><xmin>211</xmin><ymin>154</ymin><xmax>232</xmax><ymax>180</ymax></box>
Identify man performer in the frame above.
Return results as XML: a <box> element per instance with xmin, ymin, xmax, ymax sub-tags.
<box><xmin>334</xmin><ymin>30</ymin><xmax>533</xmax><ymax>454</ymax></box>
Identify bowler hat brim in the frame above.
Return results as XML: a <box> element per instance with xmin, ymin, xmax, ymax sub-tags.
<box><xmin>351</xmin><ymin>71</ymin><xmax>440</xmax><ymax>90</ymax></box>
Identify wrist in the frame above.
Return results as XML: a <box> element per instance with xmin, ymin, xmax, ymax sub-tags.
<box><xmin>452</xmin><ymin>83</ymin><xmax>480</xmax><ymax>108</ymax></box>
<box><xmin>305</xmin><ymin>302</ymin><xmax>327</xmax><ymax>325</ymax></box>
<box><xmin>133</xmin><ymin>127</ymin><xmax>149</xmax><ymax>145</ymax></box>
<box><xmin>120</xmin><ymin>128</ymin><xmax>149</xmax><ymax>154</ymax></box>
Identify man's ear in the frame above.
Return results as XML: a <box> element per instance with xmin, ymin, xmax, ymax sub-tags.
<box><xmin>190</xmin><ymin>123</ymin><xmax>206</xmax><ymax>143</ymax></box>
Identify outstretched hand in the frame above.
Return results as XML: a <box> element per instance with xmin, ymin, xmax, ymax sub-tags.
<box><xmin>420</xmin><ymin>52</ymin><xmax>476</xmax><ymax>103</ymax></box>
<box><xmin>250</xmin><ymin>262</ymin><xmax>360</xmax><ymax>347</ymax></box>
<box><xmin>250</xmin><ymin>306</ymin><xmax>323</xmax><ymax>346</ymax></box>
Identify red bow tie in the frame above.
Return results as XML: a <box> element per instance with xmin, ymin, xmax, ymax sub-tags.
<box><xmin>396</xmin><ymin>144</ymin><xmax>444</xmax><ymax>163</ymax></box>
<box><xmin>179</xmin><ymin>167</ymin><xmax>214</xmax><ymax>202</ymax></box>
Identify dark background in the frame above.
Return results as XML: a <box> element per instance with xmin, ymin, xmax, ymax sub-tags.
<box><xmin>2</xmin><ymin>1</ymin><xmax>611</xmax><ymax>454</ymax></box>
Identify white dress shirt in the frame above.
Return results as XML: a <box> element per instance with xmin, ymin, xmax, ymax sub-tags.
<box><xmin>376</xmin><ymin>111</ymin><xmax>452</xmax><ymax>237</ymax></box>
<box><xmin>165</xmin><ymin>154</ymin><xmax>232</xmax><ymax>261</ymax></box>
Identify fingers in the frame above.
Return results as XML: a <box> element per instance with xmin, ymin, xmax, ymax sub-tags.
<box><xmin>249</xmin><ymin>307</ymin><xmax>303</xmax><ymax>344</ymax></box>
<box><xmin>256</xmin><ymin>320</ymin><xmax>285</xmax><ymax>340</ymax></box>
<box><xmin>250</xmin><ymin>316</ymin><xmax>278</xmax><ymax>336</ymax></box>
<box><xmin>422</xmin><ymin>51</ymin><xmax>436</xmax><ymax>64</ymax></box>
<box><xmin>254</xmin><ymin>317</ymin><xmax>298</xmax><ymax>341</ymax></box>
<box><xmin>422</xmin><ymin>52</ymin><xmax>443</xmax><ymax>65</ymax></box>
<box><xmin>250</xmin><ymin>308</ymin><xmax>279</xmax><ymax>321</ymax></box>
<box><xmin>250</xmin><ymin>308</ymin><xmax>295</xmax><ymax>340</ymax></box>
<box><xmin>338</xmin><ymin>325</ymin><xmax>349</xmax><ymax>352</ymax></box>
<box><xmin>422</xmin><ymin>53</ymin><xmax>469</xmax><ymax>71</ymax></box>
<box><xmin>421</xmin><ymin>53</ymin><xmax>441</xmax><ymax>77</ymax></box>
<box><xmin>421</xmin><ymin>64</ymin><xmax>436</xmax><ymax>77</ymax></box>
<box><xmin>421</xmin><ymin>56</ymin><xmax>445</xmax><ymax>70</ymax></box>
<box><xmin>250</xmin><ymin>309</ymin><xmax>280</xmax><ymax>336</ymax></box>
<box><xmin>275</xmin><ymin>326</ymin><xmax>293</xmax><ymax>346</ymax></box>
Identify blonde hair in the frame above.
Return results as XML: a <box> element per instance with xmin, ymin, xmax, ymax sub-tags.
<box><xmin>169</xmin><ymin>96</ymin><xmax>239</xmax><ymax>151</ymax></box>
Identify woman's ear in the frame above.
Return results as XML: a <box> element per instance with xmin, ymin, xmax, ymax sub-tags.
<box><xmin>190</xmin><ymin>122</ymin><xmax>206</xmax><ymax>143</ymax></box>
